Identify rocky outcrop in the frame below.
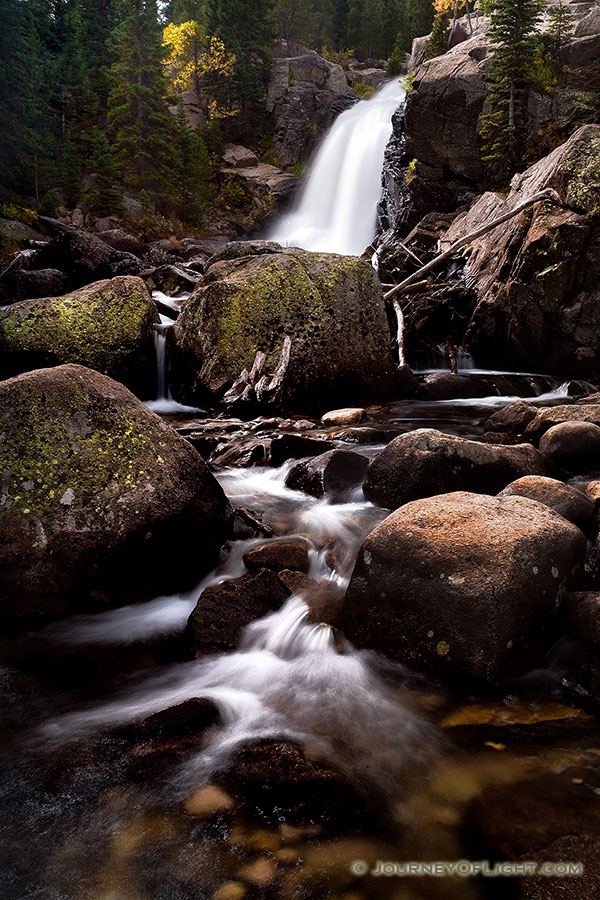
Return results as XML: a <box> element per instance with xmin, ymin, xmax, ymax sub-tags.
<box><xmin>0</xmin><ymin>276</ymin><xmax>159</xmax><ymax>397</ymax></box>
<box><xmin>267</xmin><ymin>51</ymin><xmax>357</xmax><ymax>167</ymax></box>
<box><xmin>0</xmin><ymin>365</ymin><xmax>232</xmax><ymax>618</ymax></box>
<box><xmin>344</xmin><ymin>491</ymin><xmax>586</xmax><ymax>683</ymax></box>
<box><xmin>168</xmin><ymin>249</ymin><xmax>401</xmax><ymax>412</ymax></box>
<box><xmin>363</xmin><ymin>428</ymin><xmax>554</xmax><ymax>510</ymax></box>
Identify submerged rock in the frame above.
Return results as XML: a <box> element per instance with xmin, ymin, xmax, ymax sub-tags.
<box><xmin>344</xmin><ymin>491</ymin><xmax>585</xmax><ymax>683</ymax></box>
<box><xmin>0</xmin><ymin>365</ymin><xmax>232</xmax><ymax>618</ymax></box>
<box><xmin>0</xmin><ymin>276</ymin><xmax>159</xmax><ymax>397</ymax></box>
<box><xmin>363</xmin><ymin>428</ymin><xmax>554</xmax><ymax>510</ymax></box>
<box><xmin>168</xmin><ymin>249</ymin><xmax>401</xmax><ymax>412</ymax></box>
<box><xmin>243</xmin><ymin>537</ymin><xmax>311</xmax><ymax>574</ymax></box>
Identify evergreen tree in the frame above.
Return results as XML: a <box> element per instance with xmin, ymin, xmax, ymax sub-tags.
<box><xmin>174</xmin><ymin>109</ymin><xmax>213</xmax><ymax>220</ymax></box>
<box><xmin>548</xmin><ymin>0</ymin><xmax>573</xmax><ymax>50</ymax></box>
<box><xmin>425</xmin><ymin>10</ymin><xmax>450</xmax><ymax>59</ymax></box>
<box><xmin>86</xmin><ymin>128</ymin><xmax>123</xmax><ymax>216</ymax></box>
<box><xmin>107</xmin><ymin>0</ymin><xmax>179</xmax><ymax>205</ymax></box>
<box><xmin>480</xmin><ymin>0</ymin><xmax>542</xmax><ymax>174</ymax></box>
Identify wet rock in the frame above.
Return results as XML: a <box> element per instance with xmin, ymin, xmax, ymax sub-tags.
<box><xmin>270</xmin><ymin>434</ymin><xmax>335</xmax><ymax>467</ymax></box>
<box><xmin>484</xmin><ymin>399</ymin><xmax>538</xmax><ymax>434</ymax></box>
<box><xmin>525</xmin><ymin>403</ymin><xmax>600</xmax><ymax>441</ymax></box>
<box><xmin>498</xmin><ymin>476</ymin><xmax>595</xmax><ymax>529</ymax></box>
<box><xmin>285</xmin><ymin>449</ymin><xmax>369</xmax><ymax>502</ymax></box>
<box><xmin>0</xmin><ymin>267</ymin><xmax>69</xmax><ymax>304</ymax></box>
<box><xmin>335</xmin><ymin>426</ymin><xmax>387</xmax><ymax>444</ymax></box>
<box><xmin>243</xmin><ymin>537</ymin><xmax>311</xmax><ymax>574</ymax></box>
<box><xmin>278</xmin><ymin>569</ymin><xmax>319</xmax><ymax>596</ymax></box>
<box><xmin>34</xmin><ymin>228</ymin><xmax>144</xmax><ymax>287</ymax></box>
<box><xmin>538</xmin><ymin>421</ymin><xmax>600</xmax><ymax>472</ymax></box>
<box><xmin>232</xmin><ymin>507</ymin><xmax>273</xmax><ymax>541</ymax></box>
<box><xmin>469</xmin><ymin>769</ymin><xmax>600</xmax><ymax>899</ymax></box>
<box><xmin>0</xmin><ymin>276</ymin><xmax>159</xmax><ymax>397</ymax></box>
<box><xmin>209</xmin><ymin>439</ymin><xmax>270</xmax><ymax>468</ymax></box>
<box><xmin>304</xmin><ymin>581</ymin><xmax>345</xmax><ymax>627</ymax></box>
<box><xmin>226</xmin><ymin>740</ymin><xmax>367</xmax><ymax>826</ymax></box>
<box><xmin>213</xmin><ymin>883</ymin><xmax>247</xmax><ymax>900</ymax></box>
<box><xmin>188</xmin><ymin>569</ymin><xmax>289</xmax><ymax>655</ymax></box>
<box><xmin>169</xmin><ymin>249</ymin><xmax>400</xmax><ymax>412</ymax></box>
<box><xmin>320</xmin><ymin>408</ymin><xmax>365</xmax><ymax>427</ymax></box>
<box><xmin>131</xmin><ymin>699</ymin><xmax>220</xmax><ymax>740</ymax></box>
<box><xmin>564</xmin><ymin>592</ymin><xmax>600</xmax><ymax>645</ymax></box>
<box><xmin>0</xmin><ymin>365</ymin><xmax>232</xmax><ymax>618</ymax></box>
<box><xmin>363</xmin><ymin>429</ymin><xmax>554</xmax><ymax>511</ymax></box>
<box><xmin>345</xmin><ymin>491</ymin><xmax>586</xmax><ymax>683</ymax></box>
<box><xmin>237</xmin><ymin>858</ymin><xmax>276</xmax><ymax>887</ymax></box>
<box><xmin>418</xmin><ymin>372</ymin><xmax>491</xmax><ymax>401</ymax></box>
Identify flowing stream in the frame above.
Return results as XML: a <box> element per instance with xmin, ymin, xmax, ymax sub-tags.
<box><xmin>268</xmin><ymin>79</ymin><xmax>405</xmax><ymax>255</ymax></box>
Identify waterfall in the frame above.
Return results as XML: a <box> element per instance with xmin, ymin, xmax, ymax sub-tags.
<box><xmin>269</xmin><ymin>79</ymin><xmax>405</xmax><ymax>256</ymax></box>
<box><xmin>153</xmin><ymin>323</ymin><xmax>169</xmax><ymax>400</ymax></box>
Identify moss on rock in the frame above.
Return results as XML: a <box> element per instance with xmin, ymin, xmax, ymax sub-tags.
<box><xmin>169</xmin><ymin>249</ymin><xmax>399</xmax><ymax>411</ymax></box>
<box><xmin>0</xmin><ymin>276</ymin><xmax>159</xmax><ymax>398</ymax></box>
<box><xmin>0</xmin><ymin>365</ymin><xmax>232</xmax><ymax>618</ymax></box>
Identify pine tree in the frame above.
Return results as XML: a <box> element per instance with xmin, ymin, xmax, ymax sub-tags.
<box><xmin>174</xmin><ymin>109</ymin><xmax>213</xmax><ymax>221</ymax></box>
<box><xmin>425</xmin><ymin>10</ymin><xmax>450</xmax><ymax>59</ymax></box>
<box><xmin>480</xmin><ymin>0</ymin><xmax>542</xmax><ymax>175</ymax></box>
<box><xmin>107</xmin><ymin>0</ymin><xmax>179</xmax><ymax>205</ymax></box>
<box><xmin>86</xmin><ymin>128</ymin><xmax>123</xmax><ymax>216</ymax></box>
<box><xmin>548</xmin><ymin>0</ymin><xmax>573</xmax><ymax>50</ymax></box>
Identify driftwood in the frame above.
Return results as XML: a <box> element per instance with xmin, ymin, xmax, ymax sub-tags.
<box><xmin>393</xmin><ymin>299</ymin><xmax>406</xmax><ymax>367</ymax></box>
<box><xmin>223</xmin><ymin>336</ymin><xmax>292</xmax><ymax>409</ymax></box>
<box><xmin>383</xmin><ymin>188</ymin><xmax>562</xmax><ymax>302</ymax></box>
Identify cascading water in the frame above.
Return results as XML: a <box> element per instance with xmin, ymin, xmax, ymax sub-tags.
<box><xmin>269</xmin><ymin>79</ymin><xmax>405</xmax><ymax>255</ymax></box>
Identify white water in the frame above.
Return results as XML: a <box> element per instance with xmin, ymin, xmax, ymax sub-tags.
<box><xmin>146</xmin><ymin>301</ymin><xmax>201</xmax><ymax>415</ymax></box>
<box><xmin>269</xmin><ymin>79</ymin><xmax>405</xmax><ymax>255</ymax></box>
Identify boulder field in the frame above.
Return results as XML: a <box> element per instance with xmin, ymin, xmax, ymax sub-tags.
<box><xmin>0</xmin><ymin>365</ymin><xmax>232</xmax><ymax>618</ymax></box>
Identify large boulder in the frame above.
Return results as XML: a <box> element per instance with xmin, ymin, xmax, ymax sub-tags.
<box><xmin>524</xmin><ymin>402</ymin><xmax>600</xmax><ymax>440</ymax></box>
<box><xmin>168</xmin><ymin>249</ymin><xmax>401</xmax><ymax>412</ymax></box>
<box><xmin>34</xmin><ymin>228</ymin><xmax>144</xmax><ymax>287</ymax></box>
<box><xmin>0</xmin><ymin>277</ymin><xmax>159</xmax><ymax>398</ymax></box>
<box><xmin>0</xmin><ymin>365</ymin><xmax>232</xmax><ymax>618</ymax></box>
<box><xmin>0</xmin><ymin>267</ymin><xmax>69</xmax><ymax>305</ymax></box>
<box><xmin>538</xmin><ymin>421</ymin><xmax>600</xmax><ymax>472</ymax></box>
<box><xmin>285</xmin><ymin>449</ymin><xmax>369</xmax><ymax>502</ymax></box>
<box><xmin>363</xmin><ymin>428</ymin><xmax>554</xmax><ymax>510</ymax></box>
<box><xmin>344</xmin><ymin>491</ymin><xmax>586</xmax><ymax>683</ymax></box>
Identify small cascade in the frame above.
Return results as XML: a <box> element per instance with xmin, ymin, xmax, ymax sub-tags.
<box><xmin>146</xmin><ymin>298</ymin><xmax>199</xmax><ymax>414</ymax></box>
<box><xmin>153</xmin><ymin>321</ymin><xmax>169</xmax><ymax>400</ymax></box>
<box><xmin>269</xmin><ymin>79</ymin><xmax>405</xmax><ymax>255</ymax></box>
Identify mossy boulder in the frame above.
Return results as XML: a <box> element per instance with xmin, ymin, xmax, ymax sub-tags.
<box><xmin>168</xmin><ymin>249</ymin><xmax>400</xmax><ymax>412</ymax></box>
<box><xmin>0</xmin><ymin>365</ymin><xmax>232</xmax><ymax>618</ymax></box>
<box><xmin>0</xmin><ymin>276</ymin><xmax>159</xmax><ymax>398</ymax></box>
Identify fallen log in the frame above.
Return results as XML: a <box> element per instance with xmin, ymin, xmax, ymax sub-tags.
<box><xmin>383</xmin><ymin>188</ymin><xmax>562</xmax><ymax>301</ymax></box>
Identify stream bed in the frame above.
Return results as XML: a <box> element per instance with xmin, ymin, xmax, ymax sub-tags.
<box><xmin>2</xmin><ymin>372</ymin><xmax>600</xmax><ymax>900</ymax></box>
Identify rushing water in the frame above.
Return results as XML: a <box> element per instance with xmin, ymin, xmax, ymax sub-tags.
<box><xmin>268</xmin><ymin>79</ymin><xmax>405</xmax><ymax>255</ymax></box>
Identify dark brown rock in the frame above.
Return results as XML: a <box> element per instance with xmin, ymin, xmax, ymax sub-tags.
<box><xmin>188</xmin><ymin>569</ymin><xmax>289</xmax><ymax>655</ymax></box>
<box><xmin>243</xmin><ymin>537</ymin><xmax>311</xmax><ymax>574</ymax></box>
<box><xmin>0</xmin><ymin>267</ymin><xmax>69</xmax><ymax>304</ymax></box>
<box><xmin>118</xmin><ymin>698</ymin><xmax>220</xmax><ymax>742</ymax></box>
<box><xmin>34</xmin><ymin>228</ymin><xmax>144</xmax><ymax>287</ymax></box>
<box><xmin>565</xmin><ymin>592</ymin><xmax>600</xmax><ymax>645</ymax></box>
<box><xmin>270</xmin><ymin>433</ymin><xmax>335</xmax><ymax>467</ymax></box>
<box><xmin>344</xmin><ymin>491</ymin><xmax>586</xmax><ymax>683</ymax></box>
<box><xmin>363</xmin><ymin>428</ymin><xmax>554</xmax><ymax>511</ymax></box>
<box><xmin>484</xmin><ymin>399</ymin><xmax>538</xmax><ymax>434</ymax></box>
<box><xmin>418</xmin><ymin>372</ymin><xmax>491</xmax><ymax>401</ymax></box>
<box><xmin>525</xmin><ymin>404</ymin><xmax>600</xmax><ymax>441</ymax></box>
<box><xmin>285</xmin><ymin>449</ymin><xmax>369</xmax><ymax>502</ymax></box>
<box><xmin>96</xmin><ymin>229</ymin><xmax>149</xmax><ymax>258</ymax></box>
<box><xmin>498</xmin><ymin>476</ymin><xmax>595</xmax><ymax>528</ymax></box>
<box><xmin>0</xmin><ymin>365</ymin><xmax>232</xmax><ymax>618</ymax></box>
<box><xmin>335</xmin><ymin>426</ymin><xmax>387</xmax><ymax>444</ymax></box>
<box><xmin>539</xmin><ymin>421</ymin><xmax>600</xmax><ymax>472</ymax></box>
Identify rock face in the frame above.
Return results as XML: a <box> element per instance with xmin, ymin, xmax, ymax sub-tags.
<box><xmin>363</xmin><ymin>428</ymin><xmax>553</xmax><ymax>510</ymax></box>
<box><xmin>0</xmin><ymin>365</ymin><xmax>232</xmax><ymax>618</ymax></box>
<box><xmin>267</xmin><ymin>51</ymin><xmax>356</xmax><ymax>167</ymax></box>
<box><xmin>169</xmin><ymin>249</ymin><xmax>400</xmax><ymax>412</ymax></box>
<box><xmin>0</xmin><ymin>277</ymin><xmax>159</xmax><ymax>398</ymax></box>
<box><xmin>344</xmin><ymin>492</ymin><xmax>586</xmax><ymax>683</ymax></box>
<box><xmin>454</xmin><ymin>126</ymin><xmax>600</xmax><ymax>379</ymax></box>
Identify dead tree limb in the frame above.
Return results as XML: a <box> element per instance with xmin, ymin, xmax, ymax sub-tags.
<box><xmin>393</xmin><ymin>299</ymin><xmax>406</xmax><ymax>368</ymax></box>
<box><xmin>383</xmin><ymin>188</ymin><xmax>562</xmax><ymax>302</ymax></box>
